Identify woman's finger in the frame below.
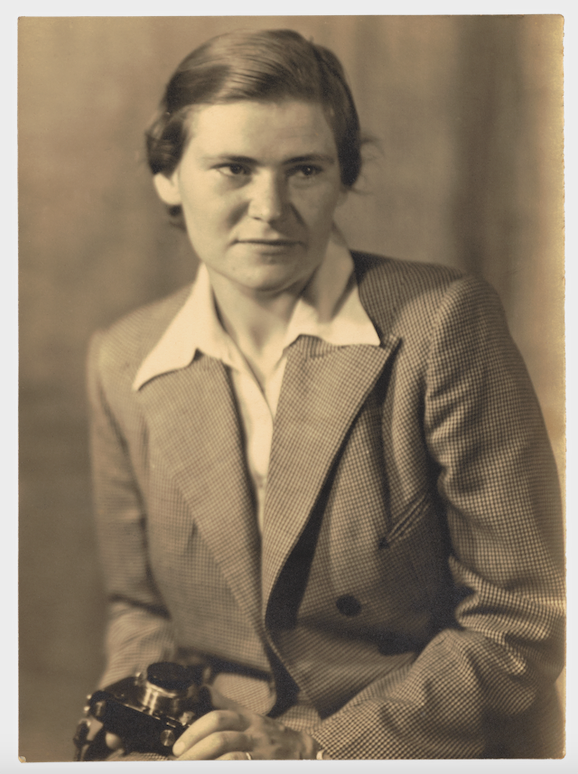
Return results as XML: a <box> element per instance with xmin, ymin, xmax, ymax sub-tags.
<box><xmin>105</xmin><ymin>732</ymin><xmax>123</xmax><ymax>751</ymax></box>
<box><xmin>217</xmin><ymin>751</ymin><xmax>257</xmax><ymax>761</ymax></box>
<box><xmin>173</xmin><ymin>709</ymin><xmax>246</xmax><ymax>755</ymax></box>
<box><xmin>176</xmin><ymin>730</ymin><xmax>250</xmax><ymax>761</ymax></box>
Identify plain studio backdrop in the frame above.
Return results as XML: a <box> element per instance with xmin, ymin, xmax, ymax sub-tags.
<box><xmin>18</xmin><ymin>16</ymin><xmax>564</xmax><ymax>762</ymax></box>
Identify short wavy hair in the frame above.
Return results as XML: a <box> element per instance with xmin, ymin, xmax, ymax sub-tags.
<box><xmin>145</xmin><ymin>29</ymin><xmax>362</xmax><ymax>196</ymax></box>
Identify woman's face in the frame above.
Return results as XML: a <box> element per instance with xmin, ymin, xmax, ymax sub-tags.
<box><xmin>154</xmin><ymin>100</ymin><xmax>346</xmax><ymax>298</ymax></box>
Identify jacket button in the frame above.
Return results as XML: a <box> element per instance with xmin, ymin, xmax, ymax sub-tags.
<box><xmin>336</xmin><ymin>595</ymin><xmax>362</xmax><ymax>616</ymax></box>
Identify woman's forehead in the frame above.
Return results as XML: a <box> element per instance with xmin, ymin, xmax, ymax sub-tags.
<box><xmin>184</xmin><ymin>100</ymin><xmax>338</xmax><ymax>159</ymax></box>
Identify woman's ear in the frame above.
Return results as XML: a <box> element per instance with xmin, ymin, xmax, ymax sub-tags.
<box><xmin>153</xmin><ymin>172</ymin><xmax>182</xmax><ymax>206</ymax></box>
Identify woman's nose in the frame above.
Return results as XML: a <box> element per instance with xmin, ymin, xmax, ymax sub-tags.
<box><xmin>247</xmin><ymin>174</ymin><xmax>287</xmax><ymax>222</ymax></box>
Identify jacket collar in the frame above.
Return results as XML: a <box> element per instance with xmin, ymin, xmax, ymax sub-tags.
<box><xmin>132</xmin><ymin>235</ymin><xmax>379</xmax><ymax>391</ymax></box>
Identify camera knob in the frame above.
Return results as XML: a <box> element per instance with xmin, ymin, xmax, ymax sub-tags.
<box><xmin>93</xmin><ymin>700</ymin><xmax>107</xmax><ymax>720</ymax></box>
<box><xmin>160</xmin><ymin>729</ymin><xmax>176</xmax><ymax>748</ymax></box>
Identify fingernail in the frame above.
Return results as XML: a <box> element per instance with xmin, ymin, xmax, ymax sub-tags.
<box><xmin>173</xmin><ymin>741</ymin><xmax>184</xmax><ymax>756</ymax></box>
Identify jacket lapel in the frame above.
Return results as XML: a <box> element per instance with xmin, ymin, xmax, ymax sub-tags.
<box><xmin>137</xmin><ymin>357</ymin><xmax>264</xmax><ymax>638</ymax></box>
<box><xmin>261</xmin><ymin>335</ymin><xmax>399</xmax><ymax>615</ymax></box>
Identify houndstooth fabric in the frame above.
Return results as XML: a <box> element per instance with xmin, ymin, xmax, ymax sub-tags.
<box><xmin>86</xmin><ymin>252</ymin><xmax>564</xmax><ymax>759</ymax></box>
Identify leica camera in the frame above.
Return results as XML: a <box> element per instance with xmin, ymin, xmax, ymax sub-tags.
<box><xmin>73</xmin><ymin>661</ymin><xmax>212</xmax><ymax>760</ymax></box>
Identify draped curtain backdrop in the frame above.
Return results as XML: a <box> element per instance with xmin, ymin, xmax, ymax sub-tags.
<box><xmin>19</xmin><ymin>16</ymin><xmax>564</xmax><ymax>762</ymax></box>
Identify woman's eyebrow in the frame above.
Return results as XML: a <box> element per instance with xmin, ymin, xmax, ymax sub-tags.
<box><xmin>202</xmin><ymin>153</ymin><xmax>336</xmax><ymax>165</ymax></box>
<box><xmin>284</xmin><ymin>154</ymin><xmax>336</xmax><ymax>165</ymax></box>
<box><xmin>203</xmin><ymin>155</ymin><xmax>256</xmax><ymax>164</ymax></box>
<box><xmin>202</xmin><ymin>153</ymin><xmax>259</xmax><ymax>166</ymax></box>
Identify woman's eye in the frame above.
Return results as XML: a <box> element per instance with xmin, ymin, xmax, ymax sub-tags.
<box><xmin>219</xmin><ymin>164</ymin><xmax>249</xmax><ymax>177</ymax></box>
<box><xmin>293</xmin><ymin>164</ymin><xmax>322</xmax><ymax>178</ymax></box>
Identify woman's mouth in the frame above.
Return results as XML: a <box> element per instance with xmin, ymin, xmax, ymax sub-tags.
<box><xmin>238</xmin><ymin>239</ymin><xmax>300</xmax><ymax>246</ymax></box>
<box><xmin>235</xmin><ymin>238</ymin><xmax>302</xmax><ymax>254</ymax></box>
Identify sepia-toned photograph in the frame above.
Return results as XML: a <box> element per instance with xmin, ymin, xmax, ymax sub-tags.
<box><xmin>18</xmin><ymin>15</ymin><xmax>565</xmax><ymax>762</ymax></box>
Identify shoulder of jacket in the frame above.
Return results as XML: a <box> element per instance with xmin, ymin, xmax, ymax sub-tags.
<box><xmin>352</xmin><ymin>251</ymin><xmax>463</xmax><ymax>290</ymax></box>
<box><xmin>351</xmin><ymin>251</ymin><xmax>471</xmax><ymax>336</ymax></box>
<box><xmin>91</xmin><ymin>284</ymin><xmax>193</xmax><ymax>378</ymax></box>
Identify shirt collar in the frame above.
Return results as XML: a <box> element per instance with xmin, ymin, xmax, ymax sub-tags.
<box><xmin>133</xmin><ymin>235</ymin><xmax>380</xmax><ymax>391</ymax></box>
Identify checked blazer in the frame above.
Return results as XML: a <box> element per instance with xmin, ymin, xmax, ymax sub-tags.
<box><xmin>87</xmin><ymin>252</ymin><xmax>565</xmax><ymax>759</ymax></box>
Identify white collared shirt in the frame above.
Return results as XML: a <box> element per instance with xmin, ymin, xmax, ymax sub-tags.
<box><xmin>134</xmin><ymin>235</ymin><xmax>380</xmax><ymax>531</ymax></box>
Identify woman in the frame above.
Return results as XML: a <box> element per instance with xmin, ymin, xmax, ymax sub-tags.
<box><xmin>84</xmin><ymin>28</ymin><xmax>564</xmax><ymax>759</ymax></box>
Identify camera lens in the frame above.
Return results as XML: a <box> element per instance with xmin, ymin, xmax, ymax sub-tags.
<box><xmin>146</xmin><ymin>663</ymin><xmax>195</xmax><ymax>692</ymax></box>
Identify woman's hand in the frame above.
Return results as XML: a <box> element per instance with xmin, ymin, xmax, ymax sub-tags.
<box><xmin>172</xmin><ymin>686</ymin><xmax>319</xmax><ymax>760</ymax></box>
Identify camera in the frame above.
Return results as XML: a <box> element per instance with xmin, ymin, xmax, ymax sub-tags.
<box><xmin>73</xmin><ymin>661</ymin><xmax>212</xmax><ymax>760</ymax></box>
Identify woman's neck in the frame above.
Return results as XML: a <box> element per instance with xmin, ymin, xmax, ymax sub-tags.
<box><xmin>208</xmin><ymin>271</ymin><xmax>309</xmax><ymax>387</ymax></box>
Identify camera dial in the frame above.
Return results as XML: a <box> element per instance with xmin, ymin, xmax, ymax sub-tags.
<box><xmin>137</xmin><ymin>662</ymin><xmax>202</xmax><ymax>718</ymax></box>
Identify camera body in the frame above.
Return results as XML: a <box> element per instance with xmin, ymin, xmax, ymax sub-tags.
<box><xmin>74</xmin><ymin>662</ymin><xmax>212</xmax><ymax>759</ymax></box>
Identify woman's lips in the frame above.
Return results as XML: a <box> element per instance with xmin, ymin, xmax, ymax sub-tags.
<box><xmin>235</xmin><ymin>239</ymin><xmax>303</xmax><ymax>254</ymax></box>
<box><xmin>238</xmin><ymin>239</ymin><xmax>301</xmax><ymax>246</ymax></box>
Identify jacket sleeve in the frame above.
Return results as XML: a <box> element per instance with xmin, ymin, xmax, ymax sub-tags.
<box><xmin>308</xmin><ymin>274</ymin><xmax>565</xmax><ymax>759</ymax></box>
<box><xmin>87</xmin><ymin>330</ymin><xmax>178</xmax><ymax>688</ymax></box>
